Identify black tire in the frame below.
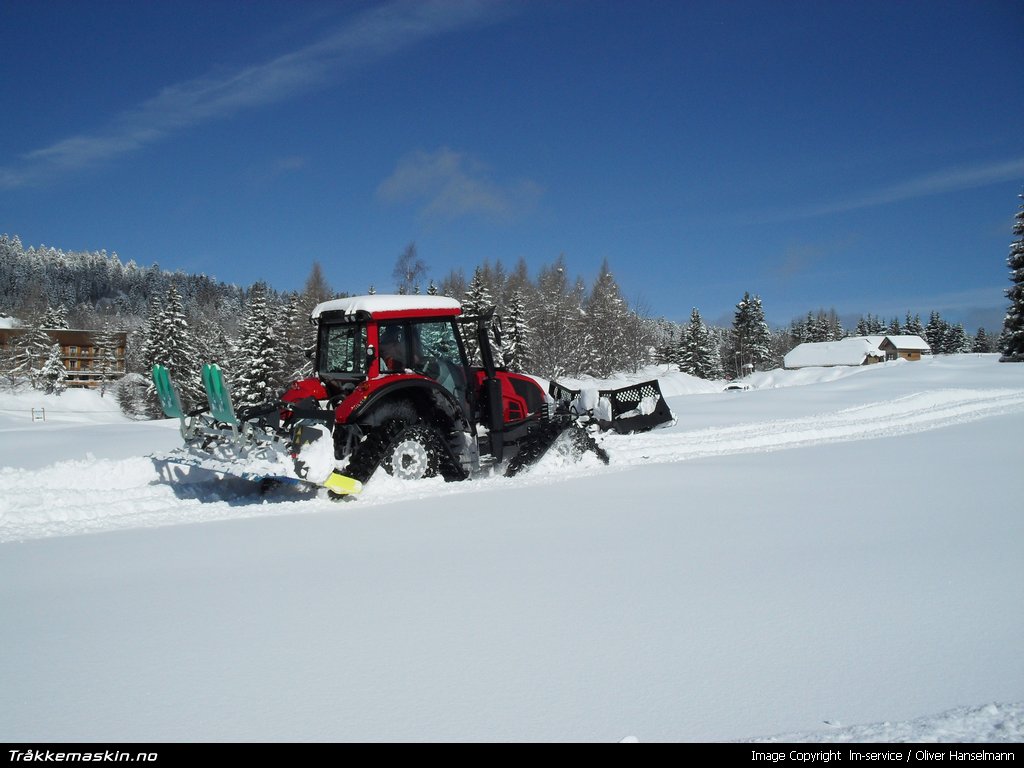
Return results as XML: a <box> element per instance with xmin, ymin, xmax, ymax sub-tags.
<box><xmin>382</xmin><ymin>425</ymin><xmax>441</xmax><ymax>480</ymax></box>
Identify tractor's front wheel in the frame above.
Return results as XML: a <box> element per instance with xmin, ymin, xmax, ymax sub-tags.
<box><xmin>383</xmin><ymin>425</ymin><xmax>440</xmax><ymax>481</ymax></box>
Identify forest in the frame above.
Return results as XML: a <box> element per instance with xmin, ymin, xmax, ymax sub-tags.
<box><xmin>0</xmin><ymin>231</ymin><xmax>1012</xmax><ymax>417</ymax></box>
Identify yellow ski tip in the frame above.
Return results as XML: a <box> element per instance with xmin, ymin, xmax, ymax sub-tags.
<box><xmin>323</xmin><ymin>472</ymin><xmax>363</xmax><ymax>495</ymax></box>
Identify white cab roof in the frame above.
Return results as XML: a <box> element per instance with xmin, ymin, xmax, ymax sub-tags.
<box><xmin>311</xmin><ymin>294</ymin><xmax>462</xmax><ymax>319</ymax></box>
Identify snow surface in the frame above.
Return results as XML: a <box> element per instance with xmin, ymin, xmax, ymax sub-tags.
<box><xmin>1</xmin><ymin>355</ymin><xmax>1022</xmax><ymax>742</ymax></box>
<box><xmin>784</xmin><ymin>337</ymin><xmax>885</xmax><ymax>368</ymax></box>
<box><xmin>311</xmin><ymin>294</ymin><xmax>462</xmax><ymax>319</ymax></box>
<box><xmin>883</xmin><ymin>335</ymin><xmax>931</xmax><ymax>352</ymax></box>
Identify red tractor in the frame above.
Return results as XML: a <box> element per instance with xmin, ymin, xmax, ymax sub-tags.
<box><xmin>152</xmin><ymin>295</ymin><xmax>674</xmax><ymax>496</ymax></box>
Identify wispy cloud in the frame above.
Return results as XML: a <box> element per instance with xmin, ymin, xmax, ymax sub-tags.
<box><xmin>0</xmin><ymin>0</ymin><xmax>506</xmax><ymax>189</ymax></box>
<box><xmin>762</xmin><ymin>157</ymin><xmax>1024</xmax><ymax>223</ymax></box>
<box><xmin>377</xmin><ymin>147</ymin><xmax>543</xmax><ymax>222</ymax></box>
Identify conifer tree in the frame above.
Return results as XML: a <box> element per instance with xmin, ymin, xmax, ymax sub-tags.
<box><xmin>503</xmin><ymin>289</ymin><xmax>531</xmax><ymax>372</ymax></box>
<box><xmin>945</xmin><ymin>323</ymin><xmax>969</xmax><ymax>354</ymax></box>
<box><xmin>904</xmin><ymin>312</ymin><xmax>924</xmax><ymax>337</ymax></box>
<box><xmin>279</xmin><ymin>293</ymin><xmax>312</xmax><ymax>383</ymax></box>
<box><xmin>41</xmin><ymin>304</ymin><xmax>69</xmax><ymax>329</ymax></box>
<box><xmin>231</xmin><ymin>283</ymin><xmax>283</xmax><ymax>409</ymax></box>
<box><xmin>40</xmin><ymin>343</ymin><xmax>67</xmax><ymax>394</ymax></box>
<box><xmin>680</xmin><ymin>308</ymin><xmax>721</xmax><ymax>379</ymax></box>
<box><xmin>728</xmin><ymin>292</ymin><xmax>772</xmax><ymax>374</ymax></box>
<box><xmin>92</xmin><ymin>323</ymin><xmax>122</xmax><ymax>396</ymax></box>
<box><xmin>972</xmin><ymin>327</ymin><xmax>992</xmax><ymax>353</ymax></box>
<box><xmin>462</xmin><ymin>267</ymin><xmax>493</xmax><ymax>365</ymax></box>
<box><xmin>529</xmin><ymin>257</ymin><xmax>575</xmax><ymax>378</ymax></box>
<box><xmin>585</xmin><ymin>260</ymin><xmax>627</xmax><ymax>377</ymax></box>
<box><xmin>192</xmin><ymin>314</ymin><xmax>232</xmax><ymax>373</ymax></box>
<box><xmin>142</xmin><ymin>285</ymin><xmax>201</xmax><ymax>416</ymax></box>
<box><xmin>660</xmin><ymin>324</ymin><xmax>679</xmax><ymax>369</ymax></box>
<box><xmin>789</xmin><ymin>314</ymin><xmax>810</xmax><ymax>345</ymax></box>
<box><xmin>10</xmin><ymin>321</ymin><xmax>53</xmax><ymax>388</ymax></box>
<box><xmin>1000</xmin><ymin>191</ymin><xmax>1024</xmax><ymax>361</ymax></box>
<box><xmin>925</xmin><ymin>311</ymin><xmax>949</xmax><ymax>353</ymax></box>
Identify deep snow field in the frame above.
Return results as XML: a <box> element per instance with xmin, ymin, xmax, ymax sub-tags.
<box><xmin>1</xmin><ymin>355</ymin><xmax>1022</xmax><ymax>742</ymax></box>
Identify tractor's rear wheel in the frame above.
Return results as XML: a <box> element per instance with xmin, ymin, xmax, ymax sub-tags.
<box><xmin>383</xmin><ymin>425</ymin><xmax>440</xmax><ymax>481</ymax></box>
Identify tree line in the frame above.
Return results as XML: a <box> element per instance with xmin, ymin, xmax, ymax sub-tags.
<box><xmin>3</xmin><ymin>187</ymin><xmax>1022</xmax><ymax>417</ymax></box>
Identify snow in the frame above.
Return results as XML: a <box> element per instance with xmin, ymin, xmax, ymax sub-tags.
<box><xmin>1</xmin><ymin>355</ymin><xmax>1022</xmax><ymax>742</ymax></box>
<box><xmin>311</xmin><ymin>294</ymin><xmax>462</xmax><ymax>319</ymax></box>
<box><xmin>784</xmin><ymin>337</ymin><xmax>885</xmax><ymax>368</ymax></box>
<box><xmin>884</xmin><ymin>335</ymin><xmax>932</xmax><ymax>351</ymax></box>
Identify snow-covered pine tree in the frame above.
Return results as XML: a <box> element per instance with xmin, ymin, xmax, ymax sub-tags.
<box><xmin>809</xmin><ymin>311</ymin><xmax>829</xmax><ymax>342</ymax></box>
<box><xmin>1000</xmin><ymin>191</ymin><xmax>1024</xmax><ymax>361</ymax></box>
<box><xmin>231</xmin><ymin>282</ymin><xmax>283</xmax><ymax>410</ymax></box>
<box><xmin>585</xmin><ymin>260</ymin><xmax>627</xmax><ymax>377</ymax></box>
<box><xmin>680</xmin><ymin>308</ymin><xmax>721</xmax><ymax>379</ymax></box>
<box><xmin>924</xmin><ymin>311</ymin><xmax>949</xmax><ymax>354</ymax></box>
<box><xmin>728</xmin><ymin>292</ymin><xmax>773</xmax><ymax>374</ymax></box>
<box><xmin>972</xmin><ymin>327</ymin><xmax>992</xmax><ymax>353</ymax></box>
<box><xmin>10</xmin><ymin>321</ymin><xmax>53</xmax><ymax>388</ymax></box>
<box><xmin>279</xmin><ymin>293</ymin><xmax>313</xmax><ymax>383</ymax></box>
<box><xmin>40</xmin><ymin>343</ymin><xmax>67</xmax><ymax>394</ymax></box>
<box><xmin>886</xmin><ymin>317</ymin><xmax>902</xmax><ymax>336</ymax></box>
<box><xmin>91</xmin><ymin>323</ymin><xmax>121</xmax><ymax>397</ymax></box>
<box><xmin>462</xmin><ymin>267</ymin><xmax>493</xmax><ymax>365</ymax></box>
<box><xmin>503</xmin><ymin>289</ymin><xmax>531</xmax><ymax>372</ymax></box>
<box><xmin>139</xmin><ymin>294</ymin><xmax>164</xmax><ymax>376</ymax></box>
<box><xmin>945</xmin><ymin>323</ymin><xmax>969</xmax><ymax>354</ymax></box>
<box><xmin>528</xmin><ymin>257</ymin><xmax>575</xmax><ymax>379</ymax></box>
<box><xmin>904</xmin><ymin>312</ymin><xmax>924</xmax><ymax>337</ymax></box>
<box><xmin>790</xmin><ymin>314</ymin><xmax>810</xmax><ymax>345</ymax></box>
<box><xmin>41</xmin><ymin>303</ymin><xmax>69</xmax><ymax>329</ymax></box>
<box><xmin>659</xmin><ymin>324</ymin><xmax>679</xmax><ymax>369</ymax></box>
<box><xmin>502</xmin><ymin>258</ymin><xmax>531</xmax><ymax>307</ymax></box>
<box><xmin>142</xmin><ymin>285</ymin><xmax>201</xmax><ymax>416</ymax></box>
<box><xmin>193</xmin><ymin>314</ymin><xmax>232</xmax><ymax>374</ymax></box>
<box><xmin>115</xmin><ymin>373</ymin><xmax>149</xmax><ymax>419</ymax></box>
<box><xmin>855</xmin><ymin>314</ymin><xmax>886</xmax><ymax>336</ymax></box>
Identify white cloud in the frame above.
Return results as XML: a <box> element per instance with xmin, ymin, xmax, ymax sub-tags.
<box><xmin>377</xmin><ymin>147</ymin><xmax>542</xmax><ymax>222</ymax></box>
<box><xmin>762</xmin><ymin>157</ymin><xmax>1024</xmax><ymax>223</ymax></box>
<box><xmin>0</xmin><ymin>0</ymin><xmax>506</xmax><ymax>189</ymax></box>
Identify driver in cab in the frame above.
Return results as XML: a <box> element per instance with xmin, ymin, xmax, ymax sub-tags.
<box><xmin>379</xmin><ymin>326</ymin><xmax>406</xmax><ymax>372</ymax></box>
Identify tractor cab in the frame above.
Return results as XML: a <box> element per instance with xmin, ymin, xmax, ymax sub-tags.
<box><xmin>312</xmin><ymin>295</ymin><xmax>465</xmax><ymax>394</ymax></box>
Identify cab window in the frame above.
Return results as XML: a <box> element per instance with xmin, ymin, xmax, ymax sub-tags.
<box><xmin>320</xmin><ymin>324</ymin><xmax>367</xmax><ymax>376</ymax></box>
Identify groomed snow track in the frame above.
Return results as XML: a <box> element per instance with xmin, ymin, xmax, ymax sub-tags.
<box><xmin>2</xmin><ymin>387</ymin><xmax>1023</xmax><ymax>543</ymax></box>
<box><xmin>597</xmin><ymin>388</ymin><xmax>1024</xmax><ymax>467</ymax></box>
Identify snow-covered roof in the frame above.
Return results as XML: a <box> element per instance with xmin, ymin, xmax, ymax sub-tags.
<box><xmin>311</xmin><ymin>294</ymin><xmax>462</xmax><ymax>320</ymax></box>
<box><xmin>0</xmin><ymin>315</ymin><xmax>18</xmax><ymax>329</ymax></box>
<box><xmin>881</xmin><ymin>335</ymin><xmax>930</xmax><ymax>351</ymax></box>
<box><xmin>784</xmin><ymin>337</ymin><xmax>885</xmax><ymax>369</ymax></box>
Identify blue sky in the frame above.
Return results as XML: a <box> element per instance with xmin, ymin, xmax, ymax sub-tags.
<box><xmin>2</xmin><ymin>0</ymin><xmax>1022</xmax><ymax>329</ymax></box>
